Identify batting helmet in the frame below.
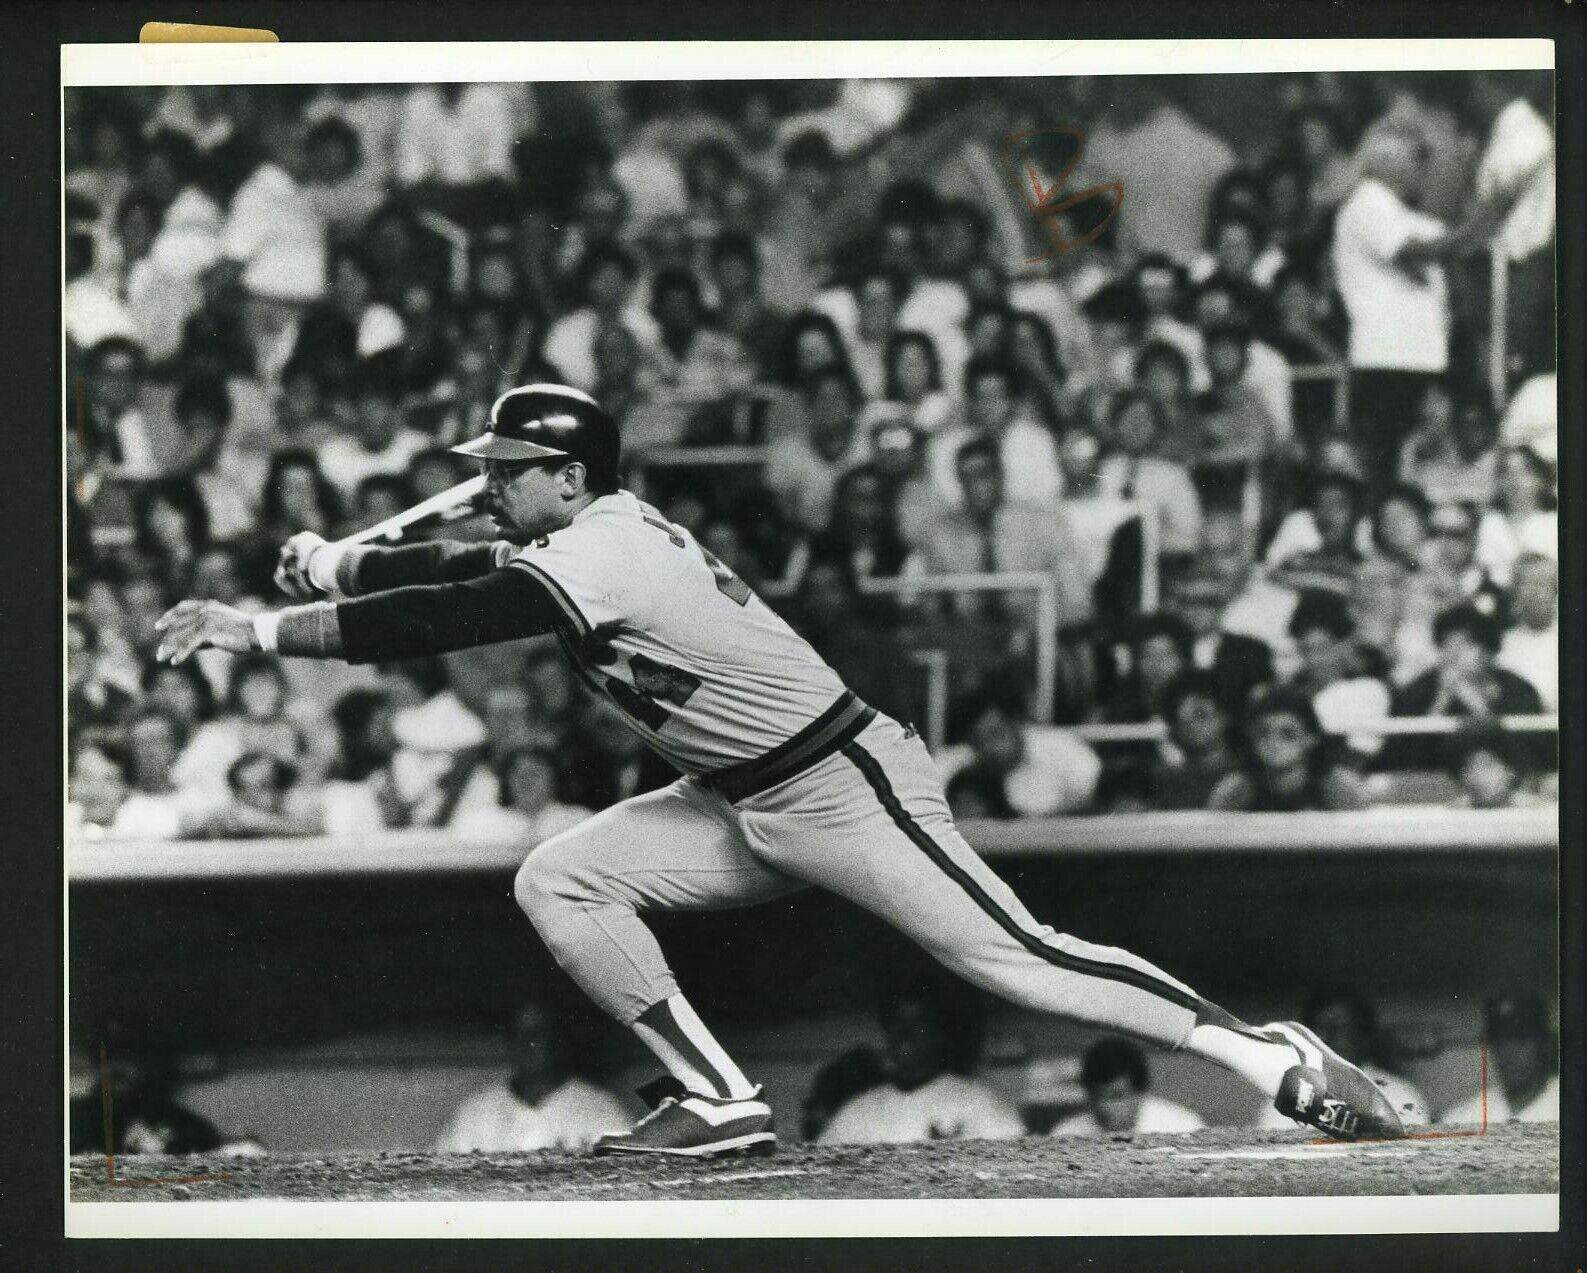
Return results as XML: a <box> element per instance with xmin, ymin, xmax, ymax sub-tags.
<box><xmin>451</xmin><ymin>384</ymin><xmax>621</xmax><ymax>490</ymax></box>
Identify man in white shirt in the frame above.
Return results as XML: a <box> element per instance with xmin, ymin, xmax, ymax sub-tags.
<box><xmin>1439</xmin><ymin>994</ymin><xmax>1558</xmax><ymax>1126</ymax></box>
<box><xmin>221</xmin><ymin>112</ymin><xmax>331</xmax><ymax>385</ymax></box>
<box><xmin>1331</xmin><ymin>129</ymin><xmax>1451</xmax><ymax>503</ymax></box>
<box><xmin>764</xmin><ymin>367</ymin><xmax>871</xmax><ymax>535</ymax></box>
<box><xmin>1051</xmin><ymin>1038</ymin><xmax>1206</xmax><ymax>1137</ymax></box>
<box><xmin>935</xmin><ymin>701</ymin><xmax>1102</xmax><ymax>818</ymax></box>
<box><xmin>818</xmin><ymin>983</ymin><xmax>1024</xmax><ymax>1144</ymax></box>
<box><xmin>433</xmin><ymin>1000</ymin><xmax>630</xmax><ymax>1153</ymax></box>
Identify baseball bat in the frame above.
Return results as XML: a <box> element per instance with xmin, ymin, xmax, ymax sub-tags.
<box><xmin>333</xmin><ymin>475</ymin><xmax>488</xmax><ymax>547</ymax></box>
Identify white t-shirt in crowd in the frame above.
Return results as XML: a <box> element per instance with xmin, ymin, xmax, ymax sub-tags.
<box><xmin>818</xmin><ymin>1073</ymin><xmax>1025</xmax><ymax>1145</ymax></box>
<box><xmin>1476</xmin><ymin>99</ymin><xmax>1555</xmax><ymax>262</ymax></box>
<box><xmin>1332</xmin><ymin>178</ymin><xmax>1450</xmax><ymax>372</ymax></box>
<box><xmin>1050</xmin><ymin>1095</ymin><xmax>1206</xmax><ymax>1136</ymax></box>
<box><xmin>1474</xmin><ymin>509</ymin><xmax>1556</xmax><ymax>589</ymax></box>
<box><xmin>432</xmin><ymin>1077</ymin><xmax>630</xmax><ymax>1153</ymax></box>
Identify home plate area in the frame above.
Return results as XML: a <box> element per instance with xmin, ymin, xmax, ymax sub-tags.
<box><xmin>71</xmin><ymin>1121</ymin><xmax>1556</xmax><ymax>1201</ymax></box>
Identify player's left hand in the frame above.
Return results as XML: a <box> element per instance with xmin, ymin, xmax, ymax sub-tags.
<box><xmin>155</xmin><ymin>599</ymin><xmax>258</xmax><ymax>664</ymax></box>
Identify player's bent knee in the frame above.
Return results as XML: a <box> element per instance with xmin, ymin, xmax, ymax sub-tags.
<box><xmin>514</xmin><ymin>829</ymin><xmax>600</xmax><ymax>920</ymax></box>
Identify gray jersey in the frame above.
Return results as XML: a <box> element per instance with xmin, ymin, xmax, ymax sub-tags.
<box><xmin>505</xmin><ymin>491</ymin><xmax>849</xmax><ymax>775</ymax></box>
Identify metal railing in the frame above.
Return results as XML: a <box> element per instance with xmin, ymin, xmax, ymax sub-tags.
<box><xmin>1069</xmin><ymin>713</ymin><xmax>1559</xmax><ymax>746</ymax></box>
<box><xmin>66</xmin><ymin>804</ymin><xmax>1559</xmax><ymax>882</ymax></box>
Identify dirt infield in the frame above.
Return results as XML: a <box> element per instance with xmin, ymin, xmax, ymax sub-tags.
<box><xmin>71</xmin><ymin>1122</ymin><xmax>1556</xmax><ymax>1201</ymax></box>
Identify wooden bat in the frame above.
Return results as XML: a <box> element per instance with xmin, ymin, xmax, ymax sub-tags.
<box><xmin>333</xmin><ymin>475</ymin><xmax>487</xmax><ymax>546</ymax></box>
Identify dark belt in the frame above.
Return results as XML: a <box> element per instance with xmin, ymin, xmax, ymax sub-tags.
<box><xmin>700</xmin><ymin>691</ymin><xmax>877</xmax><ymax>804</ymax></box>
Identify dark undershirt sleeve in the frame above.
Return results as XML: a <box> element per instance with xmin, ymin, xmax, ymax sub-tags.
<box><xmin>339</xmin><ymin>541</ymin><xmax>506</xmax><ymax>595</ymax></box>
<box><xmin>334</xmin><ymin>567</ymin><xmax>563</xmax><ymax>665</ymax></box>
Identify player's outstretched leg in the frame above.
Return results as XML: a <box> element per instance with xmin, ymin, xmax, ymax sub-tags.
<box><xmin>513</xmin><ymin>781</ymin><xmax>792</xmax><ymax>1158</ymax></box>
<box><xmin>735</xmin><ymin>715</ymin><xmax>1405</xmax><ymax>1142</ymax></box>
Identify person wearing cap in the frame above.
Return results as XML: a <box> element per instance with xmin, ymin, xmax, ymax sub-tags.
<box><xmin>156</xmin><ymin>381</ymin><xmax>1411</xmax><ymax>1158</ymax></box>
<box><xmin>1438</xmin><ymin>995</ymin><xmax>1558</xmax><ymax>1126</ymax></box>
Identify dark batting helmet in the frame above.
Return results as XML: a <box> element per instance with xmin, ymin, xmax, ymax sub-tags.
<box><xmin>451</xmin><ymin>383</ymin><xmax>621</xmax><ymax>491</ymax></box>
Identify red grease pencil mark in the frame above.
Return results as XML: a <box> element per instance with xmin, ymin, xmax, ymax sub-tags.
<box><xmin>1309</xmin><ymin>1040</ymin><xmax>1490</xmax><ymax>1145</ymax></box>
<box><xmin>999</xmin><ymin>127</ymin><xmax>1124</xmax><ymax>263</ymax></box>
<box><xmin>97</xmin><ymin>1041</ymin><xmax>228</xmax><ymax>1188</ymax></box>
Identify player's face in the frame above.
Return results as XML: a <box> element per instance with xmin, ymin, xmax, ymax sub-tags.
<box><xmin>1089</xmin><ymin>1076</ymin><xmax>1144</xmax><ymax>1132</ymax></box>
<box><xmin>481</xmin><ymin>459</ymin><xmax>579</xmax><ymax>543</ymax></box>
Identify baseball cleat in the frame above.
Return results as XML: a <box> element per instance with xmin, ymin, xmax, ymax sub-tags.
<box><xmin>593</xmin><ymin>1080</ymin><xmax>777</xmax><ymax>1158</ymax></box>
<box><xmin>1265</xmin><ymin>1020</ymin><xmax>1407</xmax><ymax>1141</ymax></box>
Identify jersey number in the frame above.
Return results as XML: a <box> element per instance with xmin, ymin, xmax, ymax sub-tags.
<box><xmin>643</xmin><ymin>514</ymin><xmax>752</xmax><ymax>607</ymax></box>
<box><xmin>584</xmin><ymin>624</ymin><xmax>702</xmax><ymax>732</ymax></box>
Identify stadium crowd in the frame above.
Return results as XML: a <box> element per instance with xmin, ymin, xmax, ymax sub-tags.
<box><xmin>65</xmin><ymin>72</ymin><xmax>1558</xmax><ymax>840</ymax></box>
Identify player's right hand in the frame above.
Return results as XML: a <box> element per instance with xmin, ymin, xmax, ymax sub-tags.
<box><xmin>274</xmin><ymin>531</ymin><xmax>328</xmax><ymax>599</ymax></box>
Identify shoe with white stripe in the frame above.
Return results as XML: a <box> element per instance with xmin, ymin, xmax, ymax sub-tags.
<box><xmin>592</xmin><ymin>1079</ymin><xmax>777</xmax><ymax>1158</ymax></box>
<box><xmin>1265</xmin><ymin>1020</ymin><xmax>1407</xmax><ymax>1141</ymax></box>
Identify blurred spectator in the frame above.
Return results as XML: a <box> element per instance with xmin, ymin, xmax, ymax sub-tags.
<box><xmin>140</xmin><ymin>658</ymin><xmax>216</xmax><ymax>736</ymax></box>
<box><xmin>937</xmin><ymin>701</ymin><xmax>1102</xmax><ymax>818</ymax></box>
<box><xmin>432</xmin><ymin>999</ymin><xmax>629</xmax><ymax>1154</ymax></box>
<box><xmin>1134</xmin><ymin>339</ymin><xmax>1199</xmax><ymax>464</ymax></box>
<box><xmin>450</xmin><ymin>746</ymin><xmax>593</xmax><ymax>843</ymax></box>
<box><xmin>860</xmin><ymin>330</ymin><xmax>955</xmax><ymax>438</ymax></box>
<box><xmin>1393</xmin><ymin>603</ymin><xmax>1543</xmax><ymax>720</ymax></box>
<box><xmin>255</xmin><ymin>450</ymin><xmax>342</xmax><ymax>577</ymax></box>
<box><xmin>641</xmin><ymin>266</ymin><xmax>757</xmax><ymax>447</ymax></box>
<box><xmin>1497</xmin><ymin>372</ymin><xmax>1556</xmax><ymax>465</ymax></box>
<box><xmin>543</xmin><ymin>242</ymin><xmax>645</xmax><ymax>394</ymax></box>
<box><xmin>396</xmin><ymin>83</ymin><xmax>524</xmax><ymax>197</ymax></box>
<box><xmin>1352</xmin><ymin>483</ymin><xmax>1435</xmax><ymax>677</ymax></box>
<box><xmin>1208</xmin><ymin>686</ymin><xmax>1370</xmax><ymax>812</ymax></box>
<box><xmin>1265</xmin><ymin>469</ymin><xmax>1365</xmax><ymax>597</ymax></box>
<box><xmin>919</xmin><ymin>436</ymin><xmax>1092</xmax><ymax>630</ymax></box>
<box><xmin>801</xmin><ymin>1046</ymin><xmax>886</xmax><ymax>1143</ymax></box>
<box><xmin>316</xmin><ymin>359</ymin><xmax>431</xmax><ymax>500</ymax></box>
<box><xmin>707</xmin><ymin>231</ymin><xmax>788</xmax><ymax>373</ymax></box>
<box><xmin>778</xmin><ymin>310</ymin><xmax>856</xmax><ymax>391</ymax></box>
<box><xmin>1331</xmin><ymin>129</ymin><xmax>1450</xmax><ymax>501</ymax></box>
<box><xmin>1094</xmin><ymin>391</ymin><xmax>1202</xmax><ymax>560</ymax></box>
<box><xmin>1145</xmin><ymin>670</ymin><xmax>1240</xmax><ymax>811</ymax></box>
<box><xmin>291</xmin><ymin>245</ymin><xmax>406</xmax><ymax>389</ymax></box>
<box><xmin>1078</xmin><ymin>83</ymin><xmax>1236</xmax><ymax>264</ymax></box>
<box><xmin>1398</xmin><ymin>378</ymin><xmax>1499</xmax><ymax>510</ymax></box>
<box><xmin>1164</xmin><ymin>569</ymin><xmax>1274</xmax><ymax>716</ymax></box>
<box><xmin>1285</xmin><ymin>589</ymin><xmax>1391</xmax><ymax>764</ymax></box>
<box><xmin>123</xmin><ymin>706</ymin><xmax>203</xmax><ymax>834</ymax></box>
<box><xmin>64</xmin><ymin>225</ymin><xmax>138</xmax><ymax>352</ymax></box>
<box><xmin>818</xmin><ymin>981</ymin><xmax>1023</xmax><ymax>1144</ymax></box>
<box><xmin>868</xmin><ymin>418</ymin><xmax>938</xmax><ymax>550</ymax></box>
<box><xmin>1475</xmin><ymin>445</ymin><xmax>1556</xmax><ymax>590</ymax></box>
<box><xmin>166</xmin><ymin>370</ymin><xmax>265</xmax><ymax>542</ymax></box>
<box><xmin>1265</xmin><ymin>264</ymin><xmax>1344</xmax><ymax>369</ymax></box>
<box><xmin>207</xmin><ymin>751</ymin><xmax>317</xmax><ymax>838</ymax></box>
<box><xmin>74</xmin><ymin>335</ymin><xmax>159</xmax><ymax>480</ymax></box>
<box><xmin>318</xmin><ymin>687</ymin><xmax>405</xmax><ymax>836</ymax></box>
<box><xmin>1496</xmin><ymin>553</ymin><xmax>1557</xmax><ymax>711</ymax></box>
<box><xmin>798</xmin><ymin>463</ymin><xmax>913</xmax><ymax>590</ymax></box>
<box><xmin>928</xmin><ymin>358</ymin><xmax>1063</xmax><ymax>512</ymax></box>
<box><xmin>1257</xmin><ymin>989</ymin><xmax>1430</xmax><ymax>1129</ymax></box>
<box><xmin>108</xmin><ymin>1052</ymin><xmax>260</xmax><ymax>1156</ymax></box>
<box><xmin>69</xmin><ymin>740</ymin><xmax>145</xmax><ymax>839</ymax></box>
<box><xmin>220</xmin><ymin>107</ymin><xmax>331</xmax><ymax>383</ymax></box>
<box><xmin>1100</xmin><ymin>613</ymin><xmax>1194</xmax><ymax>726</ymax></box>
<box><xmin>1186</xmin><ymin>275</ymin><xmax>1294</xmax><ymax>451</ymax></box>
<box><xmin>764</xmin><ymin>366</ymin><xmax>869</xmax><ymax>535</ymax></box>
<box><xmin>68</xmin><ymin>611</ymin><xmax>137</xmax><ymax>735</ymax></box>
<box><xmin>132</xmin><ymin>478</ymin><xmax>210</xmax><ymax>597</ymax></box>
<box><xmin>1050</xmin><ymin>1038</ymin><xmax>1205</xmax><ymax>1136</ymax></box>
<box><xmin>1448</xmin><ymin>724</ymin><xmax>1547</xmax><ymax>811</ymax></box>
<box><xmin>1439</xmin><ymin>995</ymin><xmax>1558</xmax><ymax>1125</ymax></box>
<box><xmin>1289</xmin><ymin>102</ymin><xmax>1353</xmax><ymax>214</ymax></box>
<box><xmin>1422</xmin><ymin>499</ymin><xmax>1505</xmax><ymax>625</ymax></box>
<box><xmin>172</xmin><ymin>655</ymin><xmax>312</xmax><ymax>798</ymax></box>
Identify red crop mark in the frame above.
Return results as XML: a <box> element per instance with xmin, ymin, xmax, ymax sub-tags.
<box><xmin>1308</xmin><ymin>1040</ymin><xmax>1489</xmax><ymax>1146</ymax></box>
<box><xmin>97</xmin><ymin>1041</ymin><xmax>228</xmax><ymax>1188</ymax></box>
<box><xmin>999</xmin><ymin>127</ymin><xmax>1124</xmax><ymax>263</ymax></box>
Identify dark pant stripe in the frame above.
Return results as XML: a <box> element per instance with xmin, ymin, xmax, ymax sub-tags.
<box><xmin>840</xmin><ymin>741</ymin><xmax>1200</xmax><ymax>1012</ymax></box>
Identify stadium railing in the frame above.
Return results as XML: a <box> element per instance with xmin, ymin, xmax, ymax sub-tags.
<box><xmin>66</xmin><ymin>803</ymin><xmax>1558</xmax><ymax>882</ymax></box>
<box><xmin>1068</xmin><ymin>713</ymin><xmax>1560</xmax><ymax>745</ymax></box>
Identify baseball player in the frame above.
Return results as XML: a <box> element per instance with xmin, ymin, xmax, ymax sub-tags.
<box><xmin>157</xmin><ymin>383</ymin><xmax>1404</xmax><ymax>1157</ymax></box>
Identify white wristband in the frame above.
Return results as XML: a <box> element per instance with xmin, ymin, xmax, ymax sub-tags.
<box><xmin>253</xmin><ymin>611</ymin><xmax>284</xmax><ymax>654</ymax></box>
<box><xmin>306</xmin><ymin>541</ymin><xmax>348</xmax><ymax>593</ymax></box>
